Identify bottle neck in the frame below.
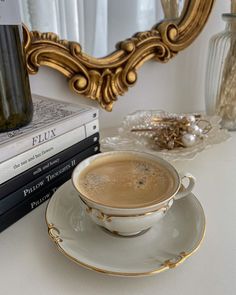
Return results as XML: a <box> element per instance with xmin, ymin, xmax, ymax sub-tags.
<box><xmin>223</xmin><ymin>14</ymin><xmax>236</xmax><ymax>32</ymax></box>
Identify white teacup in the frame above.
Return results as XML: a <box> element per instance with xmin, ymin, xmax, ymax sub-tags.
<box><xmin>72</xmin><ymin>151</ymin><xmax>195</xmax><ymax>236</ymax></box>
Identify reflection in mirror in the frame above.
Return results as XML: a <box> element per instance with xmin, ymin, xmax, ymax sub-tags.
<box><xmin>161</xmin><ymin>0</ymin><xmax>185</xmax><ymax>19</ymax></box>
<box><xmin>20</xmin><ymin>0</ymin><xmax>185</xmax><ymax>58</ymax></box>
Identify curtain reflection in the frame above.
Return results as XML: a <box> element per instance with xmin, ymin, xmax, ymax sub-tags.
<box><xmin>20</xmin><ymin>0</ymin><xmax>108</xmax><ymax>56</ymax></box>
<box><xmin>22</xmin><ymin>0</ymin><xmax>59</xmax><ymax>34</ymax></box>
<box><xmin>161</xmin><ymin>0</ymin><xmax>184</xmax><ymax>19</ymax></box>
<box><xmin>19</xmin><ymin>0</ymin><xmax>182</xmax><ymax>57</ymax></box>
<box><xmin>137</xmin><ymin>0</ymin><xmax>158</xmax><ymax>31</ymax></box>
<box><xmin>83</xmin><ymin>0</ymin><xmax>108</xmax><ymax>57</ymax></box>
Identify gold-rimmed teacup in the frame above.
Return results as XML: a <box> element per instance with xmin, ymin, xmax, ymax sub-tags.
<box><xmin>72</xmin><ymin>151</ymin><xmax>195</xmax><ymax>236</ymax></box>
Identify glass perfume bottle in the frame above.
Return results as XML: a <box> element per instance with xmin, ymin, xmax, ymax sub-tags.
<box><xmin>205</xmin><ymin>13</ymin><xmax>236</xmax><ymax>131</ymax></box>
<box><xmin>0</xmin><ymin>1</ymin><xmax>33</xmax><ymax>132</ymax></box>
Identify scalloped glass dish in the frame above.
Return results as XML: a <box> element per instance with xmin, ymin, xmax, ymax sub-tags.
<box><xmin>101</xmin><ymin>111</ymin><xmax>231</xmax><ymax>161</ymax></box>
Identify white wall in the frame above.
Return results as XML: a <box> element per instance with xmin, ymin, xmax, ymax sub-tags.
<box><xmin>29</xmin><ymin>0</ymin><xmax>229</xmax><ymax>128</ymax></box>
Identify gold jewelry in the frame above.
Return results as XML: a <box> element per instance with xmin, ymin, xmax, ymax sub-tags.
<box><xmin>131</xmin><ymin>114</ymin><xmax>212</xmax><ymax>150</ymax></box>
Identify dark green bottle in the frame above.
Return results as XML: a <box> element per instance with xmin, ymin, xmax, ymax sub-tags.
<box><xmin>0</xmin><ymin>2</ymin><xmax>33</xmax><ymax>132</ymax></box>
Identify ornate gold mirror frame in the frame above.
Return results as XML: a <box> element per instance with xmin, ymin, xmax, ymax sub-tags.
<box><xmin>23</xmin><ymin>0</ymin><xmax>215</xmax><ymax>111</ymax></box>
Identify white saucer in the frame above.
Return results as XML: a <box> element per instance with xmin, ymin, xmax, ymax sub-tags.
<box><xmin>46</xmin><ymin>181</ymin><xmax>206</xmax><ymax>277</ymax></box>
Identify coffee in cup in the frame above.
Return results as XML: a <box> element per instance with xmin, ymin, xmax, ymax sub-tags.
<box><xmin>72</xmin><ymin>151</ymin><xmax>195</xmax><ymax>236</ymax></box>
<box><xmin>77</xmin><ymin>154</ymin><xmax>178</xmax><ymax>208</ymax></box>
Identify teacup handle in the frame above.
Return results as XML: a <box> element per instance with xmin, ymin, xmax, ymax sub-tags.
<box><xmin>174</xmin><ymin>172</ymin><xmax>195</xmax><ymax>200</ymax></box>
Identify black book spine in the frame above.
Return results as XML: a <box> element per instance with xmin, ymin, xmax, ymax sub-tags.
<box><xmin>0</xmin><ymin>132</ymin><xmax>99</xmax><ymax>199</ymax></box>
<box><xmin>0</xmin><ymin>144</ymin><xmax>99</xmax><ymax>215</ymax></box>
<box><xmin>0</xmin><ymin>172</ymin><xmax>69</xmax><ymax>233</ymax></box>
<box><xmin>0</xmin><ymin>145</ymin><xmax>100</xmax><ymax>233</ymax></box>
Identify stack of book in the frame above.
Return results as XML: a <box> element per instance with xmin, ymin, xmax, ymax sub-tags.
<box><xmin>0</xmin><ymin>95</ymin><xmax>100</xmax><ymax>232</ymax></box>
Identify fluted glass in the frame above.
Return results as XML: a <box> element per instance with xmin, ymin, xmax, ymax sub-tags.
<box><xmin>205</xmin><ymin>13</ymin><xmax>236</xmax><ymax>131</ymax></box>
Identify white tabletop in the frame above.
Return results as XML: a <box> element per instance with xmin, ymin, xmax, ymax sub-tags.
<box><xmin>0</xmin><ymin>130</ymin><xmax>236</xmax><ymax>295</ymax></box>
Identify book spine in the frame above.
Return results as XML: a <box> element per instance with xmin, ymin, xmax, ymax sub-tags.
<box><xmin>0</xmin><ymin>173</ymin><xmax>68</xmax><ymax>233</ymax></box>
<box><xmin>0</xmin><ymin>133</ymin><xmax>99</xmax><ymax>199</ymax></box>
<box><xmin>0</xmin><ymin>144</ymin><xmax>99</xmax><ymax>215</ymax></box>
<box><xmin>0</xmin><ymin>119</ymin><xmax>99</xmax><ymax>185</ymax></box>
<box><xmin>0</xmin><ymin>144</ymin><xmax>100</xmax><ymax>232</ymax></box>
<box><xmin>0</xmin><ymin>108</ymin><xmax>98</xmax><ymax>163</ymax></box>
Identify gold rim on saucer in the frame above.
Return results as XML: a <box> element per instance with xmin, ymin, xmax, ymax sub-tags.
<box><xmin>45</xmin><ymin>182</ymin><xmax>206</xmax><ymax>277</ymax></box>
<box><xmin>46</xmin><ymin>219</ymin><xmax>206</xmax><ymax>277</ymax></box>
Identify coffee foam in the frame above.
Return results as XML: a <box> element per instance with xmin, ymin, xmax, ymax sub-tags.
<box><xmin>77</xmin><ymin>154</ymin><xmax>177</xmax><ymax>208</ymax></box>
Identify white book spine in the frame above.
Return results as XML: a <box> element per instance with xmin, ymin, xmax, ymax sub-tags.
<box><xmin>0</xmin><ymin>109</ymin><xmax>98</xmax><ymax>163</ymax></box>
<box><xmin>0</xmin><ymin>119</ymin><xmax>99</xmax><ymax>185</ymax></box>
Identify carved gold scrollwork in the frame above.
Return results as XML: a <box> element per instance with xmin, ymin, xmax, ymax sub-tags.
<box><xmin>23</xmin><ymin>0</ymin><xmax>215</xmax><ymax>111</ymax></box>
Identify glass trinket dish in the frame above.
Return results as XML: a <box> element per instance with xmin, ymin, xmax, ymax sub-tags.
<box><xmin>101</xmin><ymin>110</ymin><xmax>230</xmax><ymax>161</ymax></box>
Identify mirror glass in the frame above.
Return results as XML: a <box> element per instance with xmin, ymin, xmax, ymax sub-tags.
<box><xmin>20</xmin><ymin>0</ymin><xmax>186</xmax><ymax>58</ymax></box>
